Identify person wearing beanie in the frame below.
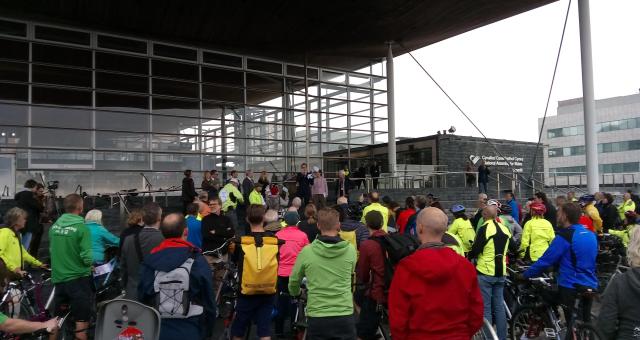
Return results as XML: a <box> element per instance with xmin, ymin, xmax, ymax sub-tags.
<box><xmin>274</xmin><ymin>211</ymin><xmax>309</xmax><ymax>336</ymax></box>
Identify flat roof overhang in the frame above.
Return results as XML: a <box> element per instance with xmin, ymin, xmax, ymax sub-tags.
<box><xmin>0</xmin><ymin>0</ymin><xmax>557</xmax><ymax>70</ymax></box>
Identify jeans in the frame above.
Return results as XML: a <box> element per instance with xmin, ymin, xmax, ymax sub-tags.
<box><xmin>479</xmin><ymin>181</ymin><xmax>488</xmax><ymax>194</ymax></box>
<box><xmin>21</xmin><ymin>232</ymin><xmax>32</xmax><ymax>250</ymax></box>
<box><xmin>478</xmin><ymin>274</ymin><xmax>507</xmax><ymax>340</ymax></box>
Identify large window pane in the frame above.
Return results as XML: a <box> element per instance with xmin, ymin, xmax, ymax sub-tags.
<box><xmin>0</xmin><ymin>39</ymin><xmax>28</xmax><ymax>61</ymax></box>
<box><xmin>0</xmin><ymin>82</ymin><xmax>28</xmax><ymax>102</ymax></box>
<box><xmin>152</xmin><ymin>78</ymin><xmax>198</xmax><ymax>98</ymax></box>
<box><xmin>32</xmin><ymin>44</ymin><xmax>92</xmax><ymax>68</ymax></box>
<box><xmin>321</xmin><ymin>70</ymin><xmax>345</xmax><ymax>84</ymax></box>
<box><xmin>0</xmin><ymin>103</ymin><xmax>27</xmax><ymax>125</ymax></box>
<box><xmin>32</xmin><ymin>87</ymin><xmax>92</xmax><ymax>107</ymax></box>
<box><xmin>153</xmin><ymin>44</ymin><xmax>197</xmax><ymax>61</ymax></box>
<box><xmin>201</xmin><ymin>67</ymin><xmax>243</xmax><ymax>87</ymax></box>
<box><xmin>152</xmin><ymin>97</ymin><xmax>199</xmax><ymax>117</ymax></box>
<box><xmin>203</xmin><ymin>51</ymin><xmax>242</xmax><ymax>68</ymax></box>
<box><xmin>0</xmin><ymin>61</ymin><xmax>28</xmax><ymax>82</ymax></box>
<box><xmin>96</xmin><ymin>111</ymin><xmax>148</xmax><ymax>133</ymax></box>
<box><xmin>96</xmin><ymin>131</ymin><xmax>148</xmax><ymax>150</ymax></box>
<box><xmin>96</xmin><ymin>151</ymin><xmax>149</xmax><ymax>170</ymax></box>
<box><xmin>246</xmin><ymin>59</ymin><xmax>282</xmax><ymax>74</ymax></box>
<box><xmin>96</xmin><ymin>72</ymin><xmax>148</xmax><ymax>93</ymax></box>
<box><xmin>31</xmin><ymin>128</ymin><xmax>91</xmax><ymax>148</ymax></box>
<box><xmin>33</xmin><ymin>65</ymin><xmax>92</xmax><ymax>88</ymax></box>
<box><xmin>35</xmin><ymin>26</ymin><xmax>90</xmax><ymax>45</ymax></box>
<box><xmin>97</xmin><ymin>35</ymin><xmax>147</xmax><ymax>54</ymax></box>
<box><xmin>247</xmin><ymin>90</ymin><xmax>283</xmax><ymax>107</ymax></box>
<box><xmin>153</xmin><ymin>153</ymin><xmax>200</xmax><ymax>171</ymax></box>
<box><xmin>320</xmin><ymin>84</ymin><xmax>348</xmax><ymax>100</ymax></box>
<box><xmin>96</xmin><ymin>92</ymin><xmax>148</xmax><ymax>112</ymax></box>
<box><xmin>202</xmin><ymin>84</ymin><xmax>243</xmax><ymax>103</ymax></box>
<box><xmin>0</xmin><ymin>127</ymin><xmax>27</xmax><ymax>146</ymax></box>
<box><xmin>246</xmin><ymin>73</ymin><xmax>283</xmax><ymax>92</ymax></box>
<box><xmin>152</xmin><ymin>60</ymin><xmax>198</xmax><ymax>81</ymax></box>
<box><xmin>96</xmin><ymin>52</ymin><xmax>148</xmax><ymax>75</ymax></box>
<box><xmin>32</xmin><ymin>106</ymin><xmax>92</xmax><ymax>129</ymax></box>
<box><xmin>0</xmin><ymin>20</ymin><xmax>26</xmax><ymax>37</ymax></box>
<box><xmin>152</xmin><ymin>115</ymin><xmax>199</xmax><ymax>135</ymax></box>
<box><xmin>30</xmin><ymin>149</ymin><xmax>93</xmax><ymax>168</ymax></box>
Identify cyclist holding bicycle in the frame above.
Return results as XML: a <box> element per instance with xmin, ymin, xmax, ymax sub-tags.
<box><xmin>521</xmin><ymin>202</ymin><xmax>598</xmax><ymax>327</ymax></box>
<box><xmin>518</xmin><ymin>202</ymin><xmax>555</xmax><ymax>262</ymax></box>
<box><xmin>0</xmin><ymin>208</ymin><xmax>47</xmax><ymax>284</ymax></box>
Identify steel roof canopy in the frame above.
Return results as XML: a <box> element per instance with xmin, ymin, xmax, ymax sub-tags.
<box><xmin>0</xmin><ymin>0</ymin><xmax>557</xmax><ymax>70</ymax></box>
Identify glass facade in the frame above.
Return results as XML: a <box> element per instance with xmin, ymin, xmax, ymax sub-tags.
<box><xmin>0</xmin><ymin>18</ymin><xmax>388</xmax><ymax>194</ymax></box>
<box><xmin>548</xmin><ymin>139</ymin><xmax>640</xmax><ymax>157</ymax></box>
<box><xmin>547</xmin><ymin>117</ymin><xmax>640</xmax><ymax>139</ymax></box>
<box><xmin>550</xmin><ymin>162</ymin><xmax>640</xmax><ymax>175</ymax></box>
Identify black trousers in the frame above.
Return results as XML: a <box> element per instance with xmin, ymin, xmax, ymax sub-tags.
<box><xmin>558</xmin><ymin>286</ymin><xmax>593</xmax><ymax>328</ymax></box>
<box><xmin>307</xmin><ymin>314</ymin><xmax>356</xmax><ymax>340</ymax></box>
<box><xmin>356</xmin><ymin>297</ymin><xmax>379</xmax><ymax>340</ymax></box>
<box><xmin>274</xmin><ymin>276</ymin><xmax>294</xmax><ymax>335</ymax></box>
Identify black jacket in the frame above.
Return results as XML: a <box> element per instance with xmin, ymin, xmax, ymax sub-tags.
<box><xmin>597</xmin><ymin>267</ymin><xmax>640</xmax><ymax>340</ymax></box>
<box><xmin>601</xmin><ymin>203</ymin><xmax>620</xmax><ymax>232</ymax></box>
<box><xmin>14</xmin><ymin>190</ymin><xmax>43</xmax><ymax>234</ymax></box>
<box><xmin>335</xmin><ymin>178</ymin><xmax>352</xmax><ymax>198</ymax></box>
<box><xmin>543</xmin><ymin>202</ymin><xmax>557</xmax><ymax>229</ymax></box>
<box><xmin>296</xmin><ymin>172</ymin><xmax>313</xmax><ymax>198</ymax></box>
<box><xmin>181</xmin><ymin>177</ymin><xmax>197</xmax><ymax>202</ymax></box>
<box><xmin>201</xmin><ymin>213</ymin><xmax>235</xmax><ymax>253</ymax></box>
<box><xmin>478</xmin><ymin>165</ymin><xmax>490</xmax><ymax>183</ymax></box>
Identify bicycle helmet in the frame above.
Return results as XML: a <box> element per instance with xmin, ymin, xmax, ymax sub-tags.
<box><xmin>578</xmin><ymin>194</ymin><xmax>595</xmax><ymax>203</ymax></box>
<box><xmin>450</xmin><ymin>204</ymin><xmax>466</xmax><ymax>213</ymax></box>
<box><xmin>486</xmin><ymin>199</ymin><xmax>501</xmax><ymax>207</ymax></box>
<box><xmin>498</xmin><ymin>203</ymin><xmax>512</xmax><ymax>215</ymax></box>
<box><xmin>530</xmin><ymin>202</ymin><xmax>547</xmax><ymax>215</ymax></box>
<box><xmin>624</xmin><ymin>210</ymin><xmax>637</xmax><ymax>219</ymax></box>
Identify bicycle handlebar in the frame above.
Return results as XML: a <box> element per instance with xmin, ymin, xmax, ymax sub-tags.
<box><xmin>529</xmin><ymin>277</ymin><xmax>552</xmax><ymax>286</ymax></box>
<box><xmin>202</xmin><ymin>238</ymin><xmax>234</xmax><ymax>257</ymax></box>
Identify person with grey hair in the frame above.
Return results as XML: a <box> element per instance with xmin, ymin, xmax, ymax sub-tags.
<box><xmin>388</xmin><ymin>208</ymin><xmax>483</xmax><ymax>338</ymax></box>
<box><xmin>335</xmin><ymin>169</ymin><xmax>352</xmax><ymax>199</ymax></box>
<box><xmin>84</xmin><ymin>209</ymin><xmax>119</xmax><ymax>264</ymax></box>
<box><xmin>597</xmin><ymin>226</ymin><xmax>640</xmax><ymax>339</ymax></box>
<box><xmin>0</xmin><ymin>207</ymin><xmax>46</xmax><ymax>285</ymax></box>
<box><xmin>120</xmin><ymin>202</ymin><xmax>164</xmax><ymax>299</ymax></box>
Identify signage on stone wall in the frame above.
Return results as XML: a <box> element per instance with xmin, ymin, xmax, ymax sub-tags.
<box><xmin>469</xmin><ymin>154</ymin><xmax>524</xmax><ymax>173</ymax></box>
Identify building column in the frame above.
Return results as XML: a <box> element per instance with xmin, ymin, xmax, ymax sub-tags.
<box><xmin>386</xmin><ymin>43</ymin><xmax>397</xmax><ymax>177</ymax></box>
<box><xmin>578</xmin><ymin>0</ymin><xmax>599</xmax><ymax>193</ymax></box>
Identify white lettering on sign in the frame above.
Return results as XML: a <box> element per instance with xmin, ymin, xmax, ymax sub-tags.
<box><xmin>469</xmin><ymin>155</ymin><xmax>524</xmax><ymax>173</ymax></box>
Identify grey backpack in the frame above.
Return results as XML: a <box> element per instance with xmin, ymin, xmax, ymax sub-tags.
<box><xmin>152</xmin><ymin>253</ymin><xmax>203</xmax><ymax>318</ymax></box>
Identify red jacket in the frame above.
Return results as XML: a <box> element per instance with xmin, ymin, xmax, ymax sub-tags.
<box><xmin>579</xmin><ymin>215</ymin><xmax>595</xmax><ymax>233</ymax></box>
<box><xmin>396</xmin><ymin>208</ymin><xmax>416</xmax><ymax>234</ymax></box>
<box><xmin>389</xmin><ymin>246</ymin><xmax>483</xmax><ymax>340</ymax></box>
<box><xmin>356</xmin><ymin>230</ymin><xmax>386</xmax><ymax>303</ymax></box>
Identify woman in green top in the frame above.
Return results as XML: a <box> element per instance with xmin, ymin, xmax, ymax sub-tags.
<box><xmin>447</xmin><ymin>204</ymin><xmax>476</xmax><ymax>254</ymax></box>
<box><xmin>610</xmin><ymin>210</ymin><xmax>639</xmax><ymax>248</ymax></box>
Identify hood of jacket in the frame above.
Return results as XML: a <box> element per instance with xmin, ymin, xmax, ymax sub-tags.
<box><xmin>146</xmin><ymin>238</ymin><xmax>198</xmax><ymax>272</ymax></box>
<box><xmin>340</xmin><ymin>219</ymin><xmax>363</xmax><ymax>232</ymax></box>
<box><xmin>310</xmin><ymin>236</ymin><xmax>352</xmax><ymax>259</ymax></box>
<box><xmin>625</xmin><ymin>267</ymin><xmax>640</xmax><ymax>296</ymax></box>
<box><xmin>54</xmin><ymin>213</ymin><xmax>85</xmax><ymax>228</ymax></box>
<box><xmin>402</xmin><ymin>246</ymin><xmax>467</xmax><ymax>281</ymax></box>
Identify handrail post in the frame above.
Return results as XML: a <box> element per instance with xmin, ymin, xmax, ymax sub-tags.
<box><xmin>497</xmin><ymin>173</ymin><xmax>500</xmax><ymax>196</ymax></box>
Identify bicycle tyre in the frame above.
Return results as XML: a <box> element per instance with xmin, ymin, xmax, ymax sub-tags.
<box><xmin>509</xmin><ymin>305</ymin><xmax>555</xmax><ymax>340</ymax></box>
<box><xmin>575</xmin><ymin>323</ymin><xmax>602</xmax><ymax>340</ymax></box>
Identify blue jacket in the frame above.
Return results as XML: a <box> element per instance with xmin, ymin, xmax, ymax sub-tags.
<box><xmin>524</xmin><ymin>224</ymin><xmax>598</xmax><ymax>289</ymax></box>
<box><xmin>138</xmin><ymin>239</ymin><xmax>215</xmax><ymax>340</ymax></box>
<box><xmin>507</xmin><ymin>199</ymin><xmax>520</xmax><ymax>223</ymax></box>
<box><xmin>186</xmin><ymin>215</ymin><xmax>202</xmax><ymax>249</ymax></box>
<box><xmin>85</xmin><ymin>222</ymin><xmax>119</xmax><ymax>263</ymax></box>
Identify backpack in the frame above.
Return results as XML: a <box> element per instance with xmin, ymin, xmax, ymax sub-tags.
<box><xmin>373</xmin><ymin>233</ymin><xmax>421</xmax><ymax>293</ymax></box>
<box><xmin>239</xmin><ymin>235</ymin><xmax>279</xmax><ymax>295</ymax></box>
<box><xmin>152</xmin><ymin>251</ymin><xmax>203</xmax><ymax>319</ymax></box>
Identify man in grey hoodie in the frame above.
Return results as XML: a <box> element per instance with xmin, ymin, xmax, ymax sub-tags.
<box><xmin>120</xmin><ymin>202</ymin><xmax>164</xmax><ymax>299</ymax></box>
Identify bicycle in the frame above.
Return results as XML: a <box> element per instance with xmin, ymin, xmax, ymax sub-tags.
<box><xmin>375</xmin><ymin>304</ymin><xmax>391</xmax><ymax>340</ymax></box>
<box><xmin>291</xmin><ymin>279</ymin><xmax>307</xmax><ymax>340</ymax></box>
<box><xmin>0</xmin><ymin>272</ymin><xmax>54</xmax><ymax>340</ymax></box>
<box><xmin>202</xmin><ymin>238</ymin><xmax>235</xmax><ymax>304</ymax></box>
<box><xmin>472</xmin><ymin>318</ymin><xmax>500</xmax><ymax>340</ymax></box>
<box><xmin>203</xmin><ymin>240</ymin><xmax>239</xmax><ymax>340</ymax></box>
<box><xmin>509</xmin><ymin>277</ymin><xmax>601</xmax><ymax>340</ymax></box>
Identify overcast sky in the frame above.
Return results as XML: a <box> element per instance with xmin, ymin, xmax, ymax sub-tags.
<box><xmin>393</xmin><ymin>0</ymin><xmax>640</xmax><ymax>142</ymax></box>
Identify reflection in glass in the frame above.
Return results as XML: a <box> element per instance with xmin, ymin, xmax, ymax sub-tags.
<box><xmin>32</xmin><ymin>106</ymin><xmax>92</xmax><ymax>129</ymax></box>
<box><xmin>31</xmin><ymin>128</ymin><xmax>92</xmax><ymax>148</ymax></box>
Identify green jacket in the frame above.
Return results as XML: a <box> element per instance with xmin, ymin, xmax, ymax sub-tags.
<box><xmin>610</xmin><ymin>224</ymin><xmax>637</xmax><ymax>248</ymax></box>
<box><xmin>289</xmin><ymin>236</ymin><xmax>356</xmax><ymax>317</ymax></box>
<box><xmin>519</xmin><ymin>216</ymin><xmax>555</xmax><ymax>262</ymax></box>
<box><xmin>618</xmin><ymin>199</ymin><xmax>636</xmax><ymax>221</ymax></box>
<box><xmin>220</xmin><ymin>183</ymin><xmax>244</xmax><ymax>212</ymax></box>
<box><xmin>248</xmin><ymin>190</ymin><xmax>265</xmax><ymax>206</ymax></box>
<box><xmin>448</xmin><ymin>217</ymin><xmax>476</xmax><ymax>253</ymax></box>
<box><xmin>49</xmin><ymin>213</ymin><xmax>93</xmax><ymax>284</ymax></box>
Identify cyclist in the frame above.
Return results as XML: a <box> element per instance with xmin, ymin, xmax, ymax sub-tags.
<box><xmin>361</xmin><ymin>192</ymin><xmax>389</xmax><ymax>232</ymax></box>
<box><xmin>0</xmin><ymin>208</ymin><xmax>47</xmax><ymax>285</ymax></box>
<box><xmin>579</xmin><ymin>194</ymin><xmax>603</xmax><ymax>234</ymax></box>
<box><xmin>48</xmin><ymin>194</ymin><xmax>94</xmax><ymax>340</ymax></box>
<box><xmin>289</xmin><ymin>208</ymin><xmax>357</xmax><ymax>340</ymax></box>
<box><xmin>596</xmin><ymin>226</ymin><xmax>640</xmax><ymax>339</ymax></box>
<box><xmin>389</xmin><ymin>208</ymin><xmax>483</xmax><ymax>339</ymax></box>
<box><xmin>609</xmin><ymin>210</ymin><xmax>638</xmax><ymax>248</ymax></box>
<box><xmin>200</xmin><ymin>197</ymin><xmax>235</xmax><ymax>292</ymax></box>
<box><xmin>248</xmin><ymin>183</ymin><xmax>266</xmax><ymax>207</ymax></box>
<box><xmin>497</xmin><ymin>203</ymin><xmax>522</xmax><ymax>245</ymax></box>
<box><xmin>522</xmin><ymin>202</ymin><xmax>598</xmax><ymax>327</ymax></box>
<box><xmin>220</xmin><ymin>178</ymin><xmax>244</xmax><ymax>235</ymax></box>
<box><xmin>468</xmin><ymin>199</ymin><xmax>516</xmax><ymax>340</ymax></box>
<box><xmin>503</xmin><ymin>190</ymin><xmax>520</xmax><ymax>223</ymax></box>
<box><xmin>519</xmin><ymin>202</ymin><xmax>555</xmax><ymax>262</ymax></box>
<box><xmin>447</xmin><ymin>204</ymin><xmax>475</xmax><ymax>254</ymax></box>
<box><xmin>618</xmin><ymin>192</ymin><xmax>637</xmax><ymax>222</ymax></box>
<box><xmin>83</xmin><ymin>209</ymin><xmax>119</xmax><ymax>264</ymax></box>
<box><xmin>355</xmin><ymin>211</ymin><xmax>386</xmax><ymax>340</ymax></box>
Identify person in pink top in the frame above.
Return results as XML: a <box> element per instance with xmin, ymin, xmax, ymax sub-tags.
<box><xmin>311</xmin><ymin>167</ymin><xmax>328</xmax><ymax>209</ymax></box>
<box><xmin>274</xmin><ymin>211</ymin><xmax>309</xmax><ymax>337</ymax></box>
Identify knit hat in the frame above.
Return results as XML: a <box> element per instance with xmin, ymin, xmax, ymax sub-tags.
<box><xmin>283</xmin><ymin>211</ymin><xmax>300</xmax><ymax>226</ymax></box>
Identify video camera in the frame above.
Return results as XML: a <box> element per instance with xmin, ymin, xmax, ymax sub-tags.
<box><xmin>47</xmin><ymin>180</ymin><xmax>59</xmax><ymax>191</ymax></box>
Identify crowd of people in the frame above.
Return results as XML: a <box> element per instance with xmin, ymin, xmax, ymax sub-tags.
<box><xmin>0</xmin><ymin>164</ymin><xmax>640</xmax><ymax>340</ymax></box>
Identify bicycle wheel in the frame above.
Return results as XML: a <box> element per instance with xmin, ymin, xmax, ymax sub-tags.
<box><xmin>510</xmin><ymin>305</ymin><xmax>555</xmax><ymax>340</ymax></box>
<box><xmin>575</xmin><ymin>323</ymin><xmax>602</xmax><ymax>340</ymax></box>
